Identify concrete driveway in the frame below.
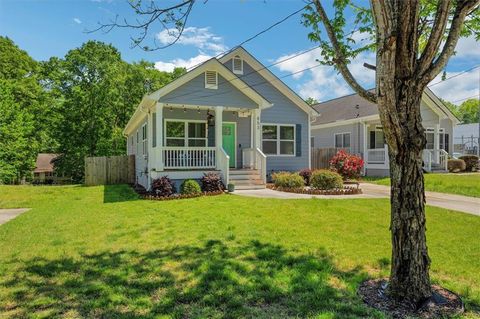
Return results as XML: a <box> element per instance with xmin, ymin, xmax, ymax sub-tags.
<box><xmin>235</xmin><ymin>183</ymin><xmax>480</xmax><ymax>216</ymax></box>
<box><xmin>0</xmin><ymin>208</ymin><xmax>29</xmax><ymax>225</ymax></box>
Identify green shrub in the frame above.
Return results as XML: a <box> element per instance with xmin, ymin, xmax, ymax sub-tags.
<box><xmin>310</xmin><ymin>170</ymin><xmax>343</xmax><ymax>190</ymax></box>
<box><xmin>448</xmin><ymin>159</ymin><xmax>466</xmax><ymax>173</ymax></box>
<box><xmin>459</xmin><ymin>155</ymin><xmax>479</xmax><ymax>171</ymax></box>
<box><xmin>180</xmin><ymin>179</ymin><xmax>201</xmax><ymax>195</ymax></box>
<box><xmin>272</xmin><ymin>171</ymin><xmax>304</xmax><ymax>189</ymax></box>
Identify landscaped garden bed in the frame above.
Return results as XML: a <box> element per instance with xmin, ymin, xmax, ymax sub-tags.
<box><xmin>135</xmin><ymin>172</ymin><xmax>225</xmax><ymax>200</ymax></box>
<box><xmin>267</xmin><ymin>184</ymin><xmax>362</xmax><ymax>195</ymax></box>
<box><xmin>269</xmin><ymin>150</ymin><xmax>364</xmax><ymax>196</ymax></box>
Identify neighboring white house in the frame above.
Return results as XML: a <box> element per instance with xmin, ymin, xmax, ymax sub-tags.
<box><xmin>124</xmin><ymin>47</ymin><xmax>319</xmax><ymax>190</ymax></box>
<box><xmin>453</xmin><ymin>123</ymin><xmax>480</xmax><ymax>156</ymax></box>
<box><xmin>310</xmin><ymin>88</ymin><xmax>459</xmax><ymax>177</ymax></box>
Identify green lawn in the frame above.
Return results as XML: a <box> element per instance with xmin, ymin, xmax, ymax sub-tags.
<box><xmin>0</xmin><ymin>185</ymin><xmax>479</xmax><ymax>318</ymax></box>
<box><xmin>365</xmin><ymin>173</ymin><xmax>480</xmax><ymax>198</ymax></box>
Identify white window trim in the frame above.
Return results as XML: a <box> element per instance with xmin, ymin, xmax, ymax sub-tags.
<box><xmin>142</xmin><ymin>123</ymin><xmax>147</xmax><ymax>155</ymax></box>
<box><xmin>232</xmin><ymin>56</ymin><xmax>243</xmax><ymax>75</ymax></box>
<box><xmin>425</xmin><ymin>127</ymin><xmax>435</xmax><ymax>149</ymax></box>
<box><xmin>334</xmin><ymin>132</ymin><xmax>351</xmax><ymax>149</ymax></box>
<box><xmin>261</xmin><ymin>123</ymin><xmax>296</xmax><ymax>157</ymax></box>
<box><xmin>164</xmin><ymin>119</ymin><xmax>208</xmax><ymax>147</ymax></box>
<box><xmin>205</xmin><ymin>71</ymin><xmax>218</xmax><ymax>89</ymax></box>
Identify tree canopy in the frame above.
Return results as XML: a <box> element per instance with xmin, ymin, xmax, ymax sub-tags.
<box><xmin>0</xmin><ymin>37</ymin><xmax>185</xmax><ymax>183</ymax></box>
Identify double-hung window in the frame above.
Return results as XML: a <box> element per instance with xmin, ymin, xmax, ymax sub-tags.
<box><xmin>425</xmin><ymin>128</ymin><xmax>435</xmax><ymax>150</ymax></box>
<box><xmin>165</xmin><ymin>120</ymin><xmax>207</xmax><ymax>147</ymax></box>
<box><xmin>334</xmin><ymin>132</ymin><xmax>351</xmax><ymax>149</ymax></box>
<box><xmin>261</xmin><ymin>124</ymin><xmax>295</xmax><ymax>155</ymax></box>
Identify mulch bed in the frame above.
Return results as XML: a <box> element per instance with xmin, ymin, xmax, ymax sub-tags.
<box><xmin>141</xmin><ymin>190</ymin><xmax>224</xmax><ymax>201</ymax></box>
<box><xmin>131</xmin><ymin>184</ymin><xmax>224</xmax><ymax>200</ymax></box>
<box><xmin>358</xmin><ymin>279</ymin><xmax>464</xmax><ymax>318</ymax></box>
<box><xmin>266</xmin><ymin>184</ymin><xmax>362</xmax><ymax>195</ymax></box>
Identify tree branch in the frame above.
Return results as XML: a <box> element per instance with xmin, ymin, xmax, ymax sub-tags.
<box><xmin>86</xmin><ymin>0</ymin><xmax>196</xmax><ymax>51</ymax></box>
<box><xmin>421</xmin><ymin>0</ymin><xmax>480</xmax><ymax>84</ymax></box>
<box><xmin>312</xmin><ymin>0</ymin><xmax>377</xmax><ymax>104</ymax></box>
<box><xmin>416</xmin><ymin>0</ymin><xmax>452</xmax><ymax>75</ymax></box>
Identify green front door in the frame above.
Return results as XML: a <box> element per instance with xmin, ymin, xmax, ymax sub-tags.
<box><xmin>222</xmin><ymin>123</ymin><xmax>236</xmax><ymax>168</ymax></box>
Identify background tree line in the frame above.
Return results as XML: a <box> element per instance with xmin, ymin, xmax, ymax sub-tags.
<box><xmin>0</xmin><ymin>37</ymin><xmax>184</xmax><ymax>183</ymax></box>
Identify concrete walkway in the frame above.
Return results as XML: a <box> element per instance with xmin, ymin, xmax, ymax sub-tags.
<box><xmin>0</xmin><ymin>208</ymin><xmax>29</xmax><ymax>225</ymax></box>
<box><xmin>235</xmin><ymin>183</ymin><xmax>480</xmax><ymax>216</ymax></box>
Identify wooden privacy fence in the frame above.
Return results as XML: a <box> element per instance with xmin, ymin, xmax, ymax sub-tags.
<box><xmin>85</xmin><ymin>155</ymin><xmax>135</xmax><ymax>186</ymax></box>
<box><xmin>311</xmin><ymin>148</ymin><xmax>338</xmax><ymax>170</ymax></box>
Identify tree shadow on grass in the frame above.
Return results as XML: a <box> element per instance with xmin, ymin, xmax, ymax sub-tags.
<box><xmin>103</xmin><ymin>184</ymin><xmax>140</xmax><ymax>203</ymax></box>
<box><xmin>0</xmin><ymin>240</ymin><xmax>385</xmax><ymax>318</ymax></box>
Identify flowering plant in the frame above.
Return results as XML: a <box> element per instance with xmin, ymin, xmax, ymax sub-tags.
<box><xmin>329</xmin><ymin>150</ymin><xmax>364</xmax><ymax>180</ymax></box>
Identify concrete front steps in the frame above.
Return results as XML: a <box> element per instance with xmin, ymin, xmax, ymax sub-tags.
<box><xmin>229</xmin><ymin>169</ymin><xmax>266</xmax><ymax>190</ymax></box>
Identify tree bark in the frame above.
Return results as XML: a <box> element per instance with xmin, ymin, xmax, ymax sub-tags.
<box><xmin>387</xmin><ymin>97</ymin><xmax>432</xmax><ymax>303</ymax></box>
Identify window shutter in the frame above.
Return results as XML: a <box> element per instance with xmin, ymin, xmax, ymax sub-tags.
<box><xmin>369</xmin><ymin>131</ymin><xmax>375</xmax><ymax>149</ymax></box>
<box><xmin>205</xmin><ymin>71</ymin><xmax>218</xmax><ymax>89</ymax></box>
<box><xmin>296</xmin><ymin>124</ymin><xmax>301</xmax><ymax>157</ymax></box>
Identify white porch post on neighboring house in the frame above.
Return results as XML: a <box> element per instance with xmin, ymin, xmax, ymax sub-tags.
<box><xmin>147</xmin><ymin>111</ymin><xmax>154</xmax><ymax>190</ymax></box>
<box><xmin>155</xmin><ymin>102</ymin><xmax>164</xmax><ymax>172</ymax></box>
<box><xmin>362</xmin><ymin>122</ymin><xmax>368</xmax><ymax>176</ymax></box>
<box><xmin>215</xmin><ymin>106</ymin><xmax>224</xmax><ymax>168</ymax></box>
<box><xmin>434</xmin><ymin>123</ymin><xmax>440</xmax><ymax>163</ymax></box>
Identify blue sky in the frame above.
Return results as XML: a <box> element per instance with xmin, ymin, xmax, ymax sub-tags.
<box><xmin>1</xmin><ymin>0</ymin><xmax>478</xmax><ymax>103</ymax></box>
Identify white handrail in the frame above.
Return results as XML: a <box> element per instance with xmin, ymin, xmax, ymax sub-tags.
<box><xmin>440</xmin><ymin>149</ymin><xmax>448</xmax><ymax>171</ymax></box>
<box><xmin>422</xmin><ymin>150</ymin><xmax>432</xmax><ymax>172</ymax></box>
<box><xmin>255</xmin><ymin>148</ymin><xmax>267</xmax><ymax>184</ymax></box>
<box><xmin>218</xmin><ymin>147</ymin><xmax>230</xmax><ymax>185</ymax></box>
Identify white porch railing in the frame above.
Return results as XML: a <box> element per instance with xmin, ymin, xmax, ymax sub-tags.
<box><xmin>242</xmin><ymin>148</ymin><xmax>267</xmax><ymax>183</ymax></box>
<box><xmin>218</xmin><ymin>147</ymin><xmax>230</xmax><ymax>184</ymax></box>
<box><xmin>365</xmin><ymin>145</ymin><xmax>389</xmax><ymax>169</ymax></box>
<box><xmin>422</xmin><ymin>149</ymin><xmax>448</xmax><ymax>172</ymax></box>
<box><xmin>162</xmin><ymin>147</ymin><xmax>216</xmax><ymax>169</ymax></box>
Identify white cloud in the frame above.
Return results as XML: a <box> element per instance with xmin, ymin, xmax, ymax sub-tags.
<box><xmin>154</xmin><ymin>53</ymin><xmax>212</xmax><ymax>72</ymax></box>
<box><xmin>73</xmin><ymin>18</ymin><xmax>82</xmax><ymax>24</ymax></box>
<box><xmin>429</xmin><ymin>68</ymin><xmax>480</xmax><ymax>104</ymax></box>
<box><xmin>156</xmin><ymin>27</ymin><xmax>227</xmax><ymax>55</ymax></box>
<box><xmin>274</xmin><ymin>48</ymin><xmax>376</xmax><ymax>101</ymax></box>
<box><xmin>452</xmin><ymin>36</ymin><xmax>480</xmax><ymax>59</ymax></box>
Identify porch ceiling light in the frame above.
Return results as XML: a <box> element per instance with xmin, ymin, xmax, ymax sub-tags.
<box><xmin>207</xmin><ymin>110</ymin><xmax>215</xmax><ymax>126</ymax></box>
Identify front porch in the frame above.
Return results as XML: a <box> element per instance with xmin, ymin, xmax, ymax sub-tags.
<box><xmin>146</xmin><ymin>103</ymin><xmax>267</xmax><ymax>187</ymax></box>
<box><xmin>363</xmin><ymin>122</ymin><xmax>449</xmax><ymax>174</ymax></box>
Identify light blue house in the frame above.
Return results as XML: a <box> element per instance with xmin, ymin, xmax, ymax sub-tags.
<box><xmin>124</xmin><ymin>47</ymin><xmax>319</xmax><ymax>190</ymax></box>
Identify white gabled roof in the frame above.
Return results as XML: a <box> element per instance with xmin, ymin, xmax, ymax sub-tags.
<box><xmin>219</xmin><ymin>47</ymin><xmax>320</xmax><ymax>117</ymax></box>
<box><xmin>123</xmin><ymin>58</ymin><xmax>273</xmax><ymax>135</ymax></box>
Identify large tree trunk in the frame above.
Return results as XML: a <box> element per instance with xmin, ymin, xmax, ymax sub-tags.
<box><xmin>388</xmin><ymin>134</ymin><xmax>432</xmax><ymax>303</ymax></box>
<box><xmin>378</xmin><ymin>83</ymin><xmax>433</xmax><ymax>304</ymax></box>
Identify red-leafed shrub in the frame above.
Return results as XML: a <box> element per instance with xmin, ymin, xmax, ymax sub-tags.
<box><xmin>201</xmin><ymin>172</ymin><xmax>225</xmax><ymax>192</ymax></box>
<box><xmin>151</xmin><ymin>176</ymin><xmax>176</xmax><ymax>197</ymax></box>
<box><xmin>298</xmin><ymin>168</ymin><xmax>312</xmax><ymax>186</ymax></box>
<box><xmin>329</xmin><ymin>150</ymin><xmax>364</xmax><ymax>180</ymax></box>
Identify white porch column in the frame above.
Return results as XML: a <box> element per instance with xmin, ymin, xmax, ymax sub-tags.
<box><xmin>147</xmin><ymin>112</ymin><xmax>154</xmax><ymax>190</ymax></box>
<box><xmin>362</xmin><ymin>122</ymin><xmax>368</xmax><ymax>175</ymax></box>
<box><xmin>252</xmin><ymin>109</ymin><xmax>261</xmax><ymax>149</ymax></box>
<box><xmin>156</xmin><ymin>102</ymin><xmax>164</xmax><ymax>171</ymax></box>
<box><xmin>434</xmin><ymin>123</ymin><xmax>440</xmax><ymax>163</ymax></box>
<box><xmin>215</xmin><ymin>107</ymin><xmax>223</xmax><ymax>168</ymax></box>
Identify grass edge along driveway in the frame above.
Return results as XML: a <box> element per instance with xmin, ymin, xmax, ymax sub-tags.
<box><xmin>0</xmin><ymin>185</ymin><xmax>479</xmax><ymax>318</ymax></box>
<box><xmin>364</xmin><ymin>173</ymin><xmax>480</xmax><ymax>198</ymax></box>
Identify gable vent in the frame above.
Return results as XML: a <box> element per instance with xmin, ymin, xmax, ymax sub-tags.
<box><xmin>232</xmin><ymin>55</ymin><xmax>243</xmax><ymax>75</ymax></box>
<box><xmin>205</xmin><ymin>71</ymin><xmax>218</xmax><ymax>89</ymax></box>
